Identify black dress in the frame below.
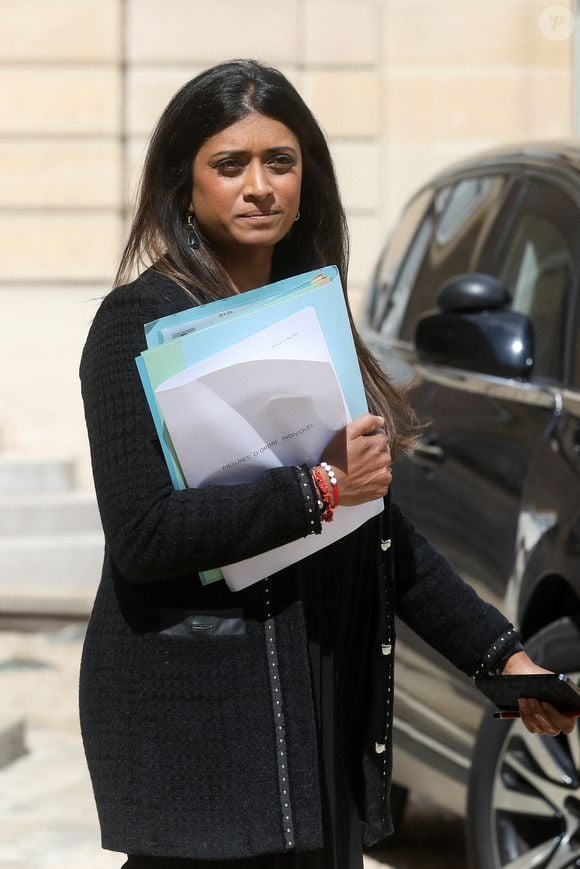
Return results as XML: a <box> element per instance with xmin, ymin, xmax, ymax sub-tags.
<box><xmin>301</xmin><ymin>573</ymin><xmax>371</xmax><ymax>869</ymax></box>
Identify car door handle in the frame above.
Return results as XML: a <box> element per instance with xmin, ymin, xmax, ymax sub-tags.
<box><xmin>409</xmin><ymin>441</ymin><xmax>446</xmax><ymax>467</ymax></box>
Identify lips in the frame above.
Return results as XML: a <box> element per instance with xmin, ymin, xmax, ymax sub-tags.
<box><xmin>237</xmin><ymin>211</ymin><xmax>281</xmax><ymax>219</ymax></box>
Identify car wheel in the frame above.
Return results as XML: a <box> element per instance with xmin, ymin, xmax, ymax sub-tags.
<box><xmin>467</xmin><ymin>616</ymin><xmax>580</xmax><ymax>869</ymax></box>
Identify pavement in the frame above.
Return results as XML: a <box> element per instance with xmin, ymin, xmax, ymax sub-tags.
<box><xmin>0</xmin><ymin>623</ymin><xmax>119</xmax><ymax>868</ymax></box>
<box><xmin>0</xmin><ymin>622</ymin><xmax>465</xmax><ymax>869</ymax></box>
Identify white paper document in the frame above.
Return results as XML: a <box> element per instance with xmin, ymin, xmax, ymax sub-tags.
<box><xmin>154</xmin><ymin>307</ymin><xmax>382</xmax><ymax>590</ymax></box>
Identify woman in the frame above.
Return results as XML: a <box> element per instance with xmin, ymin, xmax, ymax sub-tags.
<box><xmin>79</xmin><ymin>60</ymin><xmax>574</xmax><ymax>869</ymax></box>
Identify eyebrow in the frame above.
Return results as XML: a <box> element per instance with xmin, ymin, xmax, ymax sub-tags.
<box><xmin>209</xmin><ymin>147</ymin><xmax>299</xmax><ymax>158</ymax></box>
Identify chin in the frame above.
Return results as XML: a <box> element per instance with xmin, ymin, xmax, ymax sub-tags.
<box><xmin>235</xmin><ymin>230</ymin><xmax>289</xmax><ymax>249</ymax></box>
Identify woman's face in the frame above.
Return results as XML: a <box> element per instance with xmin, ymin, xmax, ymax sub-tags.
<box><xmin>190</xmin><ymin>113</ymin><xmax>302</xmax><ymax>256</ymax></box>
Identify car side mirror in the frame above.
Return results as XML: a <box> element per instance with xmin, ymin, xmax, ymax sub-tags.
<box><xmin>437</xmin><ymin>273</ymin><xmax>510</xmax><ymax>313</ymax></box>
<box><xmin>415</xmin><ymin>273</ymin><xmax>534</xmax><ymax>379</ymax></box>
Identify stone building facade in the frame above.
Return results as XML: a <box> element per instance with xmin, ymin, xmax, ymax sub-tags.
<box><xmin>0</xmin><ymin>0</ymin><xmax>575</xmax><ymax>485</ymax></box>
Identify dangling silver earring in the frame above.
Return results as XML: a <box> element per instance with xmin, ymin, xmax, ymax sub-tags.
<box><xmin>294</xmin><ymin>211</ymin><xmax>300</xmax><ymax>222</ymax></box>
<box><xmin>187</xmin><ymin>213</ymin><xmax>200</xmax><ymax>250</ymax></box>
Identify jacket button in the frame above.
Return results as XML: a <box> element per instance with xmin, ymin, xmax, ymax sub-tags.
<box><xmin>381</xmin><ymin>643</ymin><xmax>392</xmax><ymax>656</ymax></box>
<box><xmin>375</xmin><ymin>742</ymin><xmax>386</xmax><ymax>754</ymax></box>
<box><xmin>380</xmin><ymin>539</ymin><xmax>392</xmax><ymax>551</ymax></box>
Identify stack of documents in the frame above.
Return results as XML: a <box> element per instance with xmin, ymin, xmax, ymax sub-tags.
<box><xmin>136</xmin><ymin>266</ymin><xmax>383</xmax><ymax>591</ymax></box>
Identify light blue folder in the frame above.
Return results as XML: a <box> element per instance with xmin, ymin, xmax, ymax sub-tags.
<box><xmin>144</xmin><ymin>267</ymin><xmax>330</xmax><ymax>348</ymax></box>
<box><xmin>137</xmin><ymin>266</ymin><xmax>366</xmax><ymax>485</ymax></box>
<box><xmin>135</xmin><ymin>266</ymin><xmax>368</xmax><ymax>585</ymax></box>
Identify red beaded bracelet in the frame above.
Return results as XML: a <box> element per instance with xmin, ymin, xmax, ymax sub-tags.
<box><xmin>311</xmin><ymin>468</ymin><xmax>334</xmax><ymax>523</ymax></box>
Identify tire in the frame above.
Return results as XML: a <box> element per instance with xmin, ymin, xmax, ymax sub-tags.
<box><xmin>466</xmin><ymin>616</ymin><xmax>580</xmax><ymax>869</ymax></box>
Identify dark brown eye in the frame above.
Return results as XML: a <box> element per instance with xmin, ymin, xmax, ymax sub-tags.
<box><xmin>215</xmin><ymin>158</ymin><xmax>243</xmax><ymax>174</ymax></box>
<box><xmin>268</xmin><ymin>154</ymin><xmax>295</xmax><ymax>171</ymax></box>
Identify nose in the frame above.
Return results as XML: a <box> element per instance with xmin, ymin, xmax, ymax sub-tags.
<box><xmin>243</xmin><ymin>160</ymin><xmax>273</xmax><ymax>200</ymax></box>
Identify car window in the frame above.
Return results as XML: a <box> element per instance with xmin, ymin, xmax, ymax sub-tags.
<box><xmin>397</xmin><ymin>175</ymin><xmax>508</xmax><ymax>342</ymax></box>
<box><xmin>435</xmin><ymin>178</ymin><xmax>495</xmax><ymax>245</ymax></box>
<box><xmin>494</xmin><ymin>180</ymin><xmax>577</xmax><ymax>383</ymax></box>
<box><xmin>368</xmin><ymin>188</ymin><xmax>432</xmax><ymax>335</ymax></box>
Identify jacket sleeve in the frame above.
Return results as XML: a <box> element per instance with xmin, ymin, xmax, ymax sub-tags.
<box><xmin>80</xmin><ymin>283</ymin><xmax>316</xmax><ymax>583</ymax></box>
<box><xmin>391</xmin><ymin>501</ymin><xmax>519</xmax><ymax>677</ymax></box>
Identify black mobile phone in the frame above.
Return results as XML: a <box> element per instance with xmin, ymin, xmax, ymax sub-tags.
<box><xmin>474</xmin><ymin>673</ymin><xmax>580</xmax><ymax>713</ymax></box>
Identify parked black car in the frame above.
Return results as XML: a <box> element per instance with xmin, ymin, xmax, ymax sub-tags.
<box><xmin>361</xmin><ymin>141</ymin><xmax>580</xmax><ymax>869</ymax></box>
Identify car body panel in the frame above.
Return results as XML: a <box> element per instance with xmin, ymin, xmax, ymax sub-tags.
<box><xmin>361</xmin><ymin>140</ymin><xmax>580</xmax><ymax>817</ymax></box>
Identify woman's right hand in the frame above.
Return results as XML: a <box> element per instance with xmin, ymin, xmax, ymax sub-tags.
<box><xmin>319</xmin><ymin>413</ymin><xmax>392</xmax><ymax>506</ymax></box>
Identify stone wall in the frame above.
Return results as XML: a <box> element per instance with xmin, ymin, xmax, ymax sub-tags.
<box><xmin>0</xmin><ymin>0</ymin><xmax>574</xmax><ymax>484</ymax></box>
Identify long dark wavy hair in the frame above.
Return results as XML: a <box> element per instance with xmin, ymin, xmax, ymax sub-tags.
<box><xmin>116</xmin><ymin>59</ymin><xmax>418</xmax><ymax>457</ymax></box>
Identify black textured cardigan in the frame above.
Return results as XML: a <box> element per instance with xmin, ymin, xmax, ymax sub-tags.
<box><xmin>79</xmin><ymin>269</ymin><xmax>518</xmax><ymax>860</ymax></box>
